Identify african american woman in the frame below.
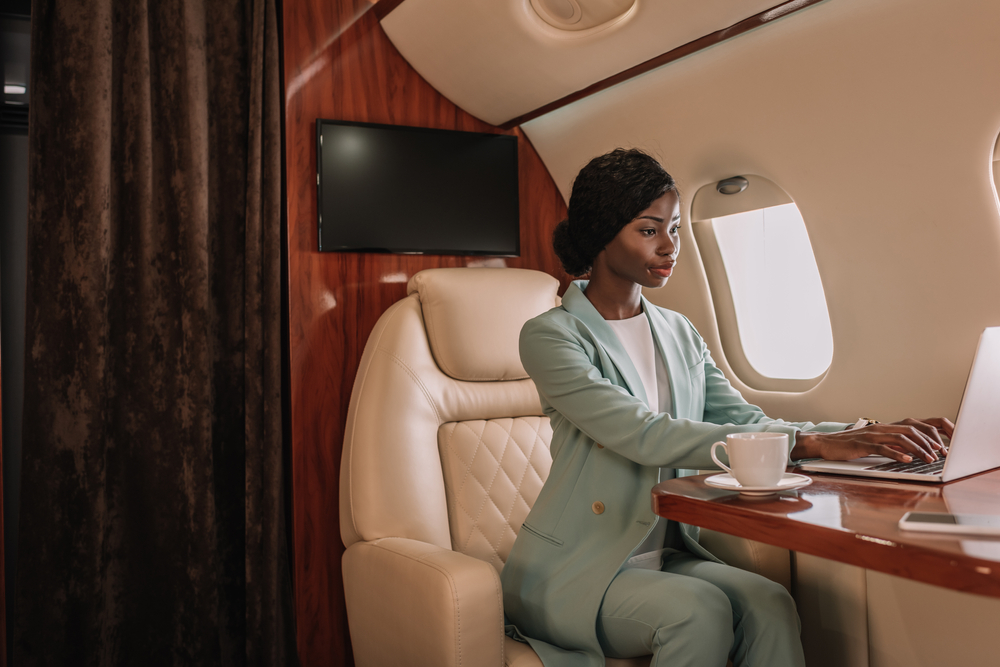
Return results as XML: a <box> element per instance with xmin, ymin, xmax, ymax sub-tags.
<box><xmin>500</xmin><ymin>148</ymin><xmax>953</xmax><ymax>667</ymax></box>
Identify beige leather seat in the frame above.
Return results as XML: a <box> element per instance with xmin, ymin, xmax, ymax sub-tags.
<box><xmin>340</xmin><ymin>267</ymin><xmax>788</xmax><ymax>667</ymax></box>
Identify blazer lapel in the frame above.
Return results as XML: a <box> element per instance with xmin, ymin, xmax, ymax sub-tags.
<box><xmin>561</xmin><ymin>281</ymin><xmax>649</xmax><ymax>406</ymax></box>
<box><xmin>642</xmin><ymin>295</ymin><xmax>692</xmax><ymax>420</ymax></box>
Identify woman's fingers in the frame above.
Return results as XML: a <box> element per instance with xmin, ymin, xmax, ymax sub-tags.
<box><xmin>920</xmin><ymin>417</ymin><xmax>956</xmax><ymax>439</ymax></box>
<box><xmin>862</xmin><ymin>425</ymin><xmax>938</xmax><ymax>462</ymax></box>
<box><xmin>872</xmin><ymin>444</ymin><xmax>916</xmax><ymax>463</ymax></box>
<box><xmin>894</xmin><ymin>418</ymin><xmax>947</xmax><ymax>450</ymax></box>
<box><xmin>888</xmin><ymin>432</ymin><xmax>935</xmax><ymax>462</ymax></box>
<box><xmin>813</xmin><ymin>417</ymin><xmax>955</xmax><ymax>463</ymax></box>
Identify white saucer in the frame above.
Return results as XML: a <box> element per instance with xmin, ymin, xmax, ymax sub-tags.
<box><xmin>704</xmin><ymin>472</ymin><xmax>812</xmax><ymax>496</ymax></box>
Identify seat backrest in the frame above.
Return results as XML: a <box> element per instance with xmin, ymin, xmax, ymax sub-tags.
<box><xmin>340</xmin><ymin>268</ymin><xmax>561</xmax><ymax>572</ymax></box>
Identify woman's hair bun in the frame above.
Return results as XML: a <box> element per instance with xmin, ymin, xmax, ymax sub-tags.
<box><xmin>552</xmin><ymin>218</ymin><xmax>592</xmax><ymax>276</ymax></box>
<box><xmin>551</xmin><ymin>148</ymin><xmax>676</xmax><ymax>279</ymax></box>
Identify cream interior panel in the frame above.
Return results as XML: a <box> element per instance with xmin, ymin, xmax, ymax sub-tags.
<box><xmin>523</xmin><ymin>0</ymin><xmax>1000</xmax><ymax>423</ymax></box>
<box><xmin>795</xmin><ymin>554</ymin><xmax>869</xmax><ymax>667</ymax></box>
<box><xmin>866</xmin><ymin>570</ymin><xmax>1000</xmax><ymax>667</ymax></box>
<box><xmin>381</xmin><ymin>0</ymin><xmax>784</xmax><ymax>126</ymax></box>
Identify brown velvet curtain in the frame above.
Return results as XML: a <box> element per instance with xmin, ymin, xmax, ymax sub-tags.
<box><xmin>15</xmin><ymin>0</ymin><xmax>295</xmax><ymax>665</ymax></box>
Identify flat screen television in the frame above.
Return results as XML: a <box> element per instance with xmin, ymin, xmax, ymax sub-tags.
<box><xmin>316</xmin><ymin>119</ymin><xmax>520</xmax><ymax>255</ymax></box>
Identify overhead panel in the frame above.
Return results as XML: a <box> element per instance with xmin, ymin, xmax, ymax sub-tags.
<box><xmin>380</xmin><ymin>0</ymin><xmax>783</xmax><ymax>127</ymax></box>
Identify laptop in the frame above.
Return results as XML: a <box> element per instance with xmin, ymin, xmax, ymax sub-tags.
<box><xmin>799</xmin><ymin>327</ymin><xmax>1000</xmax><ymax>483</ymax></box>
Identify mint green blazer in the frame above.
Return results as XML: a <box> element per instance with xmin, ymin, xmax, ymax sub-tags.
<box><xmin>500</xmin><ymin>281</ymin><xmax>848</xmax><ymax>667</ymax></box>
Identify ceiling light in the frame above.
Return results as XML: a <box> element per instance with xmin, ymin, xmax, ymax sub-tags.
<box><xmin>529</xmin><ymin>0</ymin><xmax>635</xmax><ymax>32</ymax></box>
<box><xmin>530</xmin><ymin>0</ymin><xmax>582</xmax><ymax>28</ymax></box>
<box><xmin>4</xmin><ymin>85</ymin><xmax>27</xmax><ymax>95</ymax></box>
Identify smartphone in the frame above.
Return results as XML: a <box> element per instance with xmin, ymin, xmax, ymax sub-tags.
<box><xmin>898</xmin><ymin>511</ymin><xmax>1000</xmax><ymax>536</ymax></box>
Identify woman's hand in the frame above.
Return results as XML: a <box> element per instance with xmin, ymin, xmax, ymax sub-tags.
<box><xmin>790</xmin><ymin>417</ymin><xmax>955</xmax><ymax>463</ymax></box>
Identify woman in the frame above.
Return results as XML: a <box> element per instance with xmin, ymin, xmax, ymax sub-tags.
<box><xmin>499</xmin><ymin>148</ymin><xmax>952</xmax><ymax>667</ymax></box>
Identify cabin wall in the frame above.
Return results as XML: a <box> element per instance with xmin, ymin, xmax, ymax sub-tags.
<box><xmin>522</xmin><ymin>0</ymin><xmax>1000</xmax><ymax>424</ymax></box>
<box><xmin>282</xmin><ymin>0</ymin><xmax>1000</xmax><ymax>663</ymax></box>
<box><xmin>280</xmin><ymin>1</ymin><xmax>569</xmax><ymax>664</ymax></box>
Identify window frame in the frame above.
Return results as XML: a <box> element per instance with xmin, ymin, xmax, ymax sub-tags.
<box><xmin>691</xmin><ymin>175</ymin><xmax>832</xmax><ymax>392</ymax></box>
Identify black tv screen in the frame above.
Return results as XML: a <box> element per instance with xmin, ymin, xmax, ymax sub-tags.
<box><xmin>316</xmin><ymin>120</ymin><xmax>520</xmax><ymax>255</ymax></box>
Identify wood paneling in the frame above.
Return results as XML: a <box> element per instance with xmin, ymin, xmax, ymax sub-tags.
<box><xmin>653</xmin><ymin>470</ymin><xmax>1000</xmax><ymax>597</ymax></box>
<box><xmin>371</xmin><ymin>0</ymin><xmax>405</xmax><ymax>21</ymax></box>
<box><xmin>281</xmin><ymin>1</ymin><xmax>569</xmax><ymax>664</ymax></box>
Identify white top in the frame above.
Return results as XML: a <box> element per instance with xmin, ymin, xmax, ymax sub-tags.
<box><xmin>605</xmin><ymin>313</ymin><xmax>672</xmax><ymax>414</ymax></box>
<box><xmin>605</xmin><ymin>311</ymin><xmax>674</xmax><ymax>570</ymax></box>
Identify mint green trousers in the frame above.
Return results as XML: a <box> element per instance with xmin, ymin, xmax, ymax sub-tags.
<box><xmin>596</xmin><ymin>552</ymin><xmax>806</xmax><ymax>667</ymax></box>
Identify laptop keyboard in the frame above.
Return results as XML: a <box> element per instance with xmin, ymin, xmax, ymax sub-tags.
<box><xmin>866</xmin><ymin>454</ymin><xmax>947</xmax><ymax>475</ymax></box>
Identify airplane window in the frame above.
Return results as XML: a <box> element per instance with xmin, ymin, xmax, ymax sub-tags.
<box><xmin>993</xmin><ymin>132</ymin><xmax>1000</xmax><ymax>202</ymax></box>
<box><xmin>711</xmin><ymin>203</ymin><xmax>833</xmax><ymax>380</ymax></box>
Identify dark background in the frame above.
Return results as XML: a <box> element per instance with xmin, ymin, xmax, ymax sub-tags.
<box><xmin>0</xmin><ymin>0</ymin><xmax>29</xmax><ymax>660</ymax></box>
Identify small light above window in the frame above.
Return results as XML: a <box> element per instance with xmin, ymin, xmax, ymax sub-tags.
<box><xmin>717</xmin><ymin>176</ymin><xmax>748</xmax><ymax>195</ymax></box>
<box><xmin>4</xmin><ymin>84</ymin><xmax>27</xmax><ymax>95</ymax></box>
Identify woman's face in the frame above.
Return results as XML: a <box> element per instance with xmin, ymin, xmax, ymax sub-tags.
<box><xmin>598</xmin><ymin>190</ymin><xmax>681</xmax><ymax>289</ymax></box>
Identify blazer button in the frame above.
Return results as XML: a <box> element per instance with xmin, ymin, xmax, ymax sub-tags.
<box><xmin>596</xmin><ymin>443</ymin><xmax>605</xmax><ymax>449</ymax></box>
<box><xmin>592</xmin><ymin>501</ymin><xmax>605</xmax><ymax>515</ymax></box>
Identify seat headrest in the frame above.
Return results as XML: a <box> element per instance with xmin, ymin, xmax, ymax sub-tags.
<box><xmin>407</xmin><ymin>268</ymin><xmax>560</xmax><ymax>381</ymax></box>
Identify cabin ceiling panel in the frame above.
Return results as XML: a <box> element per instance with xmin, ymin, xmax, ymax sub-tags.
<box><xmin>380</xmin><ymin>0</ymin><xmax>783</xmax><ymax>126</ymax></box>
<box><xmin>520</xmin><ymin>0</ymin><xmax>1000</xmax><ymax>422</ymax></box>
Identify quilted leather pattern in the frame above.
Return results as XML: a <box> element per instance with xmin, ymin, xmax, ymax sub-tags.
<box><xmin>439</xmin><ymin>417</ymin><xmax>553</xmax><ymax>572</ymax></box>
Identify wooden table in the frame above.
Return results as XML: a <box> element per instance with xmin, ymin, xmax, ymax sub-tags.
<box><xmin>652</xmin><ymin>468</ymin><xmax>1000</xmax><ymax>598</ymax></box>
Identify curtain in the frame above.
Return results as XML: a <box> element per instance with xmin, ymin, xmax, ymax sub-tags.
<box><xmin>15</xmin><ymin>0</ymin><xmax>295</xmax><ymax>665</ymax></box>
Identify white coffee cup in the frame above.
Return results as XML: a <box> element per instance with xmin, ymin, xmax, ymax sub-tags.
<box><xmin>710</xmin><ymin>433</ymin><xmax>789</xmax><ymax>487</ymax></box>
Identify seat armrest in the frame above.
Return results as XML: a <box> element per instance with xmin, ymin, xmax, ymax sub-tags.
<box><xmin>343</xmin><ymin>537</ymin><xmax>505</xmax><ymax>667</ymax></box>
<box><xmin>699</xmin><ymin>529</ymin><xmax>792</xmax><ymax>593</ymax></box>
